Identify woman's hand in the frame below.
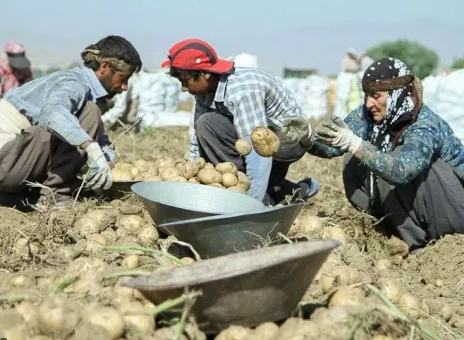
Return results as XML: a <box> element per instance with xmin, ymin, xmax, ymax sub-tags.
<box><xmin>315</xmin><ymin>116</ymin><xmax>363</xmax><ymax>155</ymax></box>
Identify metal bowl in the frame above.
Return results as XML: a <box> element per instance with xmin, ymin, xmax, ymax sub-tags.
<box><xmin>159</xmin><ymin>203</ymin><xmax>305</xmax><ymax>259</ymax></box>
<box><xmin>123</xmin><ymin>239</ymin><xmax>340</xmax><ymax>334</ymax></box>
<box><xmin>131</xmin><ymin>181</ymin><xmax>265</xmax><ymax>225</ymax></box>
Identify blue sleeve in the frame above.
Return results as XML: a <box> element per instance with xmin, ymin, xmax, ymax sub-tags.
<box><xmin>38</xmin><ymin>79</ymin><xmax>91</xmax><ymax>146</ymax></box>
<box><xmin>243</xmin><ymin>135</ymin><xmax>272</xmax><ymax>201</ymax></box>
<box><xmin>361</xmin><ymin>122</ymin><xmax>438</xmax><ymax>185</ymax></box>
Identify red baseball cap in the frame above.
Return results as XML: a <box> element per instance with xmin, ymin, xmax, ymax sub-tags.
<box><xmin>161</xmin><ymin>38</ymin><xmax>234</xmax><ymax>74</ymax></box>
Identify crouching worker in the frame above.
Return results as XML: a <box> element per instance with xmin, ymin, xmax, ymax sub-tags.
<box><xmin>284</xmin><ymin>57</ymin><xmax>464</xmax><ymax>252</ymax></box>
<box><xmin>0</xmin><ymin>35</ymin><xmax>142</xmax><ymax>209</ymax></box>
<box><xmin>162</xmin><ymin>38</ymin><xmax>319</xmax><ymax>205</ymax></box>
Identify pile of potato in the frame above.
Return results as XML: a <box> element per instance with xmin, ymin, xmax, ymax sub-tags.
<box><xmin>111</xmin><ymin>158</ymin><xmax>252</xmax><ymax>194</ymax></box>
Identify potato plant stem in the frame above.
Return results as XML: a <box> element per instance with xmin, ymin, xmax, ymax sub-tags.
<box><xmin>103</xmin><ymin>270</ymin><xmax>149</xmax><ymax>279</ymax></box>
<box><xmin>147</xmin><ymin>290</ymin><xmax>202</xmax><ymax>316</ymax></box>
<box><xmin>367</xmin><ymin>284</ymin><xmax>439</xmax><ymax>340</ymax></box>
<box><xmin>0</xmin><ymin>295</ymin><xmax>24</xmax><ymax>303</ymax></box>
<box><xmin>104</xmin><ymin>245</ymin><xmax>184</xmax><ymax>265</ymax></box>
<box><xmin>55</xmin><ymin>276</ymin><xmax>79</xmax><ymax>293</ymax></box>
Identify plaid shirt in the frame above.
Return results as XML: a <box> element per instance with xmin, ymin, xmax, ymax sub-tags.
<box><xmin>190</xmin><ymin>67</ymin><xmax>306</xmax><ymax>159</ymax></box>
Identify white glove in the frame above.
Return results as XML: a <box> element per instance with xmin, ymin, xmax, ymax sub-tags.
<box><xmin>279</xmin><ymin>118</ymin><xmax>314</xmax><ymax>147</ymax></box>
<box><xmin>315</xmin><ymin>116</ymin><xmax>362</xmax><ymax>154</ymax></box>
<box><xmin>84</xmin><ymin>142</ymin><xmax>113</xmax><ymax>191</ymax></box>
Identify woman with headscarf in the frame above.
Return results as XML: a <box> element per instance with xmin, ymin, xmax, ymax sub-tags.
<box><xmin>283</xmin><ymin>57</ymin><xmax>464</xmax><ymax>252</ymax></box>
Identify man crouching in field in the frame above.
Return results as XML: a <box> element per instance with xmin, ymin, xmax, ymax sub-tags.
<box><xmin>162</xmin><ymin>38</ymin><xmax>319</xmax><ymax>205</ymax></box>
<box><xmin>0</xmin><ymin>35</ymin><xmax>142</xmax><ymax>210</ymax></box>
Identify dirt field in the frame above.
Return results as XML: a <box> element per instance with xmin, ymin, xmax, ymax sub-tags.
<box><xmin>0</xmin><ymin>126</ymin><xmax>463</xmax><ymax>340</ymax></box>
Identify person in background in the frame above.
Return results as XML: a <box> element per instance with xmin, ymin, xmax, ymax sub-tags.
<box><xmin>0</xmin><ymin>41</ymin><xmax>33</xmax><ymax>98</ymax></box>
<box><xmin>162</xmin><ymin>38</ymin><xmax>319</xmax><ymax>205</ymax></box>
<box><xmin>284</xmin><ymin>57</ymin><xmax>464</xmax><ymax>252</ymax></box>
<box><xmin>0</xmin><ymin>35</ymin><xmax>142</xmax><ymax>209</ymax></box>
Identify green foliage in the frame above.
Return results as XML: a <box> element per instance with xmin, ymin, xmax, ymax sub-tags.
<box><xmin>365</xmin><ymin>39</ymin><xmax>439</xmax><ymax>79</ymax></box>
<box><xmin>451</xmin><ymin>57</ymin><xmax>464</xmax><ymax>70</ymax></box>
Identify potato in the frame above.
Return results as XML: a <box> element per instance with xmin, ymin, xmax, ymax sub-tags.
<box><xmin>204</xmin><ymin>162</ymin><xmax>215</xmax><ymax>170</ymax></box>
<box><xmin>144</xmin><ymin>175</ymin><xmax>163</xmax><ymax>182</ymax></box>
<box><xmin>237</xmin><ymin>171</ymin><xmax>251</xmax><ymax>190</ymax></box>
<box><xmin>117</xmin><ymin>162</ymin><xmax>132</xmax><ymax>171</ymax></box>
<box><xmin>424</xmin><ymin>299</ymin><xmax>453</xmax><ymax>322</ymax></box>
<box><xmin>381</xmin><ymin>279</ymin><xmax>402</xmax><ymax>303</ymax></box>
<box><xmin>75</xmin><ymin>209</ymin><xmax>115</xmax><ymax>237</ymax></box>
<box><xmin>194</xmin><ymin>157</ymin><xmax>206</xmax><ymax>169</ymax></box>
<box><xmin>134</xmin><ymin>159</ymin><xmax>150</xmax><ymax>172</ymax></box>
<box><xmin>181</xmin><ymin>257</ymin><xmax>195</xmax><ymax>265</ymax></box>
<box><xmin>235</xmin><ymin>138</ymin><xmax>252</xmax><ymax>156</ymax></box>
<box><xmin>167</xmin><ymin>175</ymin><xmax>188</xmax><ymax>183</ymax></box>
<box><xmin>254</xmin><ymin>322</ymin><xmax>279</xmax><ymax>339</ymax></box>
<box><xmin>320</xmin><ymin>265</ymin><xmax>359</xmax><ymax>294</ymax></box>
<box><xmin>124</xmin><ymin>314</ymin><xmax>155</xmax><ymax>335</ymax></box>
<box><xmin>101</xmin><ymin>228</ymin><xmax>118</xmax><ymax>244</ymax></box>
<box><xmin>138</xmin><ymin>226</ymin><xmax>159</xmax><ymax>246</ymax></box>
<box><xmin>188</xmin><ymin>177</ymin><xmax>200</xmax><ymax>184</ymax></box>
<box><xmin>209</xmin><ymin>183</ymin><xmax>224</xmax><ymax>189</ymax></box>
<box><xmin>376</xmin><ymin>259</ymin><xmax>392</xmax><ymax>271</ymax></box>
<box><xmin>37</xmin><ymin>296</ymin><xmax>81</xmax><ymax>337</ymax></box>
<box><xmin>386</xmin><ymin>237</ymin><xmax>409</xmax><ymax>257</ymax></box>
<box><xmin>15</xmin><ymin>301</ymin><xmax>36</xmax><ymax>324</ymax></box>
<box><xmin>14</xmin><ymin>237</ymin><xmax>39</xmax><ymax>255</ymax></box>
<box><xmin>182</xmin><ymin>162</ymin><xmax>200</xmax><ymax>179</ymax></box>
<box><xmin>228</xmin><ymin>185</ymin><xmax>247</xmax><ymax>194</ymax></box>
<box><xmin>122</xmin><ymin>255</ymin><xmax>139</xmax><ymax>270</ymax></box>
<box><xmin>435</xmin><ymin>279</ymin><xmax>444</xmax><ymax>287</ymax></box>
<box><xmin>66</xmin><ymin>257</ymin><xmax>108</xmax><ymax>280</ymax></box>
<box><xmin>222</xmin><ymin>173</ymin><xmax>238</xmax><ymax>188</ymax></box>
<box><xmin>215</xmin><ymin>325</ymin><xmax>255</xmax><ymax>340</ymax></box>
<box><xmin>116</xmin><ymin>215</ymin><xmax>144</xmax><ymax>233</ymax></box>
<box><xmin>198</xmin><ymin>168</ymin><xmax>223</xmax><ymax>184</ymax></box>
<box><xmin>111</xmin><ymin>168</ymin><xmax>133</xmax><ymax>181</ymax></box>
<box><xmin>299</xmin><ymin>215</ymin><xmax>324</xmax><ymax>234</ymax></box>
<box><xmin>250</xmin><ymin>126</ymin><xmax>280</xmax><ymax>157</ymax></box>
<box><xmin>130</xmin><ymin>167</ymin><xmax>141</xmax><ymax>179</ymax></box>
<box><xmin>398</xmin><ymin>293</ymin><xmax>421</xmax><ymax>318</ymax></box>
<box><xmin>160</xmin><ymin>167</ymin><xmax>182</xmax><ymax>180</ymax></box>
<box><xmin>321</xmin><ymin>226</ymin><xmax>346</xmax><ymax>244</ymax></box>
<box><xmin>88</xmin><ymin>307</ymin><xmax>125</xmax><ymax>340</ymax></box>
<box><xmin>10</xmin><ymin>275</ymin><xmax>27</xmax><ymax>288</ymax></box>
<box><xmin>329</xmin><ymin>286</ymin><xmax>365</xmax><ymax>308</ymax></box>
<box><xmin>215</xmin><ymin>162</ymin><xmax>238</xmax><ymax>176</ymax></box>
<box><xmin>85</xmin><ymin>234</ymin><xmax>107</xmax><ymax>254</ymax></box>
<box><xmin>390</xmin><ymin>254</ymin><xmax>403</xmax><ymax>266</ymax></box>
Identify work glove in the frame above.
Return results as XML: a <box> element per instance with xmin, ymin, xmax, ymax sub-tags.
<box><xmin>84</xmin><ymin>142</ymin><xmax>113</xmax><ymax>191</ymax></box>
<box><xmin>279</xmin><ymin>118</ymin><xmax>314</xmax><ymax>147</ymax></box>
<box><xmin>315</xmin><ymin>116</ymin><xmax>362</xmax><ymax>154</ymax></box>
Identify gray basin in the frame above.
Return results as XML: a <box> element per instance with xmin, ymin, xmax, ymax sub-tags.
<box><xmin>159</xmin><ymin>203</ymin><xmax>305</xmax><ymax>259</ymax></box>
<box><xmin>131</xmin><ymin>181</ymin><xmax>265</xmax><ymax>225</ymax></box>
<box><xmin>124</xmin><ymin>239</ymin><xmax>340</xmax><ymax>334</ymax></box>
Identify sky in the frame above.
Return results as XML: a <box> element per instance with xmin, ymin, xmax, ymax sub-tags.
<box><xmin>1</xmin><ymin>0</ymin><xmax>463</xmax><ymax>76</ymax></box>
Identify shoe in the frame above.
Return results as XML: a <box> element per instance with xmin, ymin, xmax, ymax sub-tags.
<box><xmin>297</xmin><ymin>178</ymin><xmax>320</xmax><ymax>199</ymax></box>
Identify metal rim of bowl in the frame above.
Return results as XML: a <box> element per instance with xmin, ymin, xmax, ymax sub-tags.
<box><xmin>158</xmin><ymin>202</ymin><xmax>306</xmax><ymax>228</ymax></box>
<box><xmin>124</xmin><ymin>239</ymin><xmax>341</xmax><ymax>291</ymax></box>
<box><xmin>131</xmin><ymin>181</ymin><xmax>265</xmax><ymax>215</ymax></box>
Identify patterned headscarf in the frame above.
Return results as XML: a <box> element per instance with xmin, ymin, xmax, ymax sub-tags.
<box><xmin>362</xmin><ymin>57</ymin><xmax>417</xmax><ymax>152</ymax></box>
<box><xmin>81</xmin><ymin>48</ymin><xmax>133</xmax><ymax>75</ymax></box>
<box><xmin>362</xmin><ymin>57</ymin><xmax>422</xmax><ymax>211</ymax></box>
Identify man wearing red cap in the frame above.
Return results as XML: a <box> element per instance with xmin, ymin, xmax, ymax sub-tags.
<box><xmin>162</xmin><ymin>38</ymin><xmax>319</xmax><ymax>204</ymax></box>
<box><xmin>0</xmin><ymin>42</ymin><xmax>33</xmax><ymax>98</ymax></box>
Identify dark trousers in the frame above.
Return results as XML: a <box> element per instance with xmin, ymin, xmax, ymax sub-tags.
<box><xmin>343</xmin><ymin>150</ymin><xmax>464</xmax><ymax>250</ymax></box>
<box><xmin>195</xmin><ymin>112</ymin><xmax>306</xmax><ymax>204</ymax></box>
<box><xmin>0</xmin><ymin>101</ymin><xmax>102</xmax><ymax>208</ymax></box>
